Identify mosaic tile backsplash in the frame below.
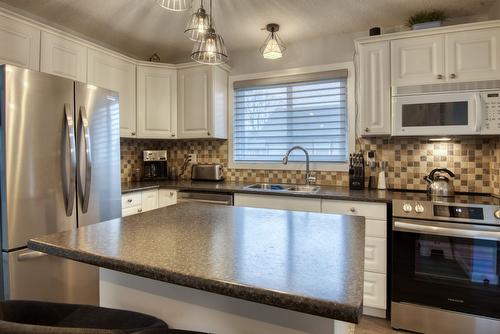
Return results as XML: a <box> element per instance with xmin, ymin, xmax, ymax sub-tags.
<box><xmin>121</xmin><ymin>137</ymin><xmax>500</xmax><ymax>195</ymax></box>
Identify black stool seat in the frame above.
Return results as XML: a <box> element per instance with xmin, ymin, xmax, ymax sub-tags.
<box><xmin>0</xmin><ymin>300</ymin><xmax>208</xmax><ymax>334</ymax></box>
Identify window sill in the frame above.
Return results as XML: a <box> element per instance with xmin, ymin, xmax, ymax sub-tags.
<box><xmin>228</xmin><ymin>161</ymin><xmax>349</xmax><ymax>172</ymax></box>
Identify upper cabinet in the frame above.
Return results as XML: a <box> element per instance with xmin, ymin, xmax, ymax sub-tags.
<box><xmin>87</xmin><ymin>49</ymin><xmax>136</xmax><ymax>138</ymax></box>
<box><xmin>178</xmin><ymin>65</ymin><xmax>228</xmax><ymax>139</ymax></box>
<box><xmin>0</xmin><ymin>15</ymin><xmax>40</xmax><ymax>70</ymax></box>
<box><xmin>136</xmin><ymin>65</ymin><xmax>177</xmax><ymax>139</ymax></box>
<box><xmin>391</xmin><ymin>35</ymin><xmax>445</xmax><ymax>87</ymax></box>
<box><xmin>446</xmin><ymin>28</ymin><xmax>500</xmax><ymax>82</ymax></box>
<box><xmin>40</xmin><ymin>31</ymin><xmax>87</xmax><ymax>82</ymax></box>
<box><xmin>358</xmin><ymin>41</ymin><xmax>391</xmax><ymax>136</ymax></box>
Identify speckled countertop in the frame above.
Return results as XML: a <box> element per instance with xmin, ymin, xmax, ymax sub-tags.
<box><xmin>28</xmin><ymin>203</ymin><xmax>365</xmax><ymax>323</ymax></box>
<box><xmin>122</xmin><ymin>180</ymin><xmax>394</xmax><ymax>203</ymax></box>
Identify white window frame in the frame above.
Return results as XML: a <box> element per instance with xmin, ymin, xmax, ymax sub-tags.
<box><xmin>228</xmin><ymin>62</ymin><xmax>355</xmax><ymax>172</ymax></box>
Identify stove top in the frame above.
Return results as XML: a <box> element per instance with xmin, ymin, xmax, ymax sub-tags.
<box><xmin>389</xmin><ymin>190</ymin><xmax>500</xmax><ymax>206</ymax></box>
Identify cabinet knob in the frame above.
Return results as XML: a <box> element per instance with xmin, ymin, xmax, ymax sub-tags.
<box><xmin>349</xmin><ymin>207</ymin><xmax>356</xmax><ymax>213</ymax></box>
<box><xmin>131</xmin><ymin>132</ymin><xmax>136</xmax><ymax>136</ymax></box>
<box><xmin>138</xmin><ymin>208</ymin><xmax>142</xmax><ymax>213</ymax></box>
<box><xmin>171</xmin><ymin>133</ymin><xmax>175</xmax><ymax>137</ymax></box>
<box><xmin>365</xmin><ymin>128</ymin><xmax>370</xmax><ymax>133</ymax></box>
<box><xmin>170</xmin><ymin>192</ymin><xmax>174</xmax><ymax>196</ymax></box>
<box><xmin>207</xmin><ymin>131</ymin><xmax>211</xmax><ymax>136</ymax></box>
<box><xmin>450</xmin><ymin>73</ymin><xmax>457</xmax><ymax>79</ymax></box>
<box><xmin>437</xmin><ymin>74</ymin><xmax>443</xmax><ymax>79</ymax></box>
<box><xmin>127</xmin><ymin>199</ymin><xmax>132</xmax><ymax>203</ymax></box>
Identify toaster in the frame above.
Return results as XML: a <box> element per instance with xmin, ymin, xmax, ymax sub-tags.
<box><xmin>191</xmin><ymin>164</ymin><xmax>224</xmax><ymax>181</ymax></box>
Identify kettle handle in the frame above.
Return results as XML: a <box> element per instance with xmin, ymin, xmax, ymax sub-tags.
<box><xmin>423</xmin><ymin>175</ymin><xmax>433</xmax><ymax>184</ymax></box>
<box><xmin>429</xmin><ymin>168</ymin><xmax>455</xmax><ymax>180</ymax></box>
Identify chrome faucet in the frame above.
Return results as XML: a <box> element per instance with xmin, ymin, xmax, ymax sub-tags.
<box><xmin>282</xmin><ymin>146</ymin><xmax>316</xmax><ymax>185</ymax></box>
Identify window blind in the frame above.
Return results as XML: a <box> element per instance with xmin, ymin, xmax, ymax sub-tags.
<box><xmin>233</xmin><ymin>76</ymin><xmax>348</xmax><ymax>163</ymax></box>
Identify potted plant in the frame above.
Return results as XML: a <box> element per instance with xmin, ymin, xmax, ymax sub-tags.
<box><xmin>407</xmin><ymin>10</ymin><xmax>447</xmax><ymax>30</ymax></box>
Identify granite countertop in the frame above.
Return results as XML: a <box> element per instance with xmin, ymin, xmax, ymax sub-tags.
<box><xmin>122</xmin><ymin>180</ymin><xmax>394</xmax><ymax>203</ymax></box>
<box><xmin>28</xmin><ymin>203</ymin><xmax>366</xmax><ymax>323</ymax></box>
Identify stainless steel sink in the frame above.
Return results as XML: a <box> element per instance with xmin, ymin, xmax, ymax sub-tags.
<box><xmin>244</xmin><ymin>183</ymin><xmax>320</xmax><ymax>194</ymax></box>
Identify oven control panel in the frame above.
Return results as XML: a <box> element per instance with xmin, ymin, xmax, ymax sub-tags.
<box><xmin>495</xmin><ymin>209</ymin><xmax>500</xmax><ymax>219</ymax></box>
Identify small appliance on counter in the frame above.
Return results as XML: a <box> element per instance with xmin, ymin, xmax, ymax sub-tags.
<box><xmin>349</xmin><ymin>152</ymin><xmax>365</xmax><ymax>190</ymax></box>
<box><xmin>191</xmin><ymin>164</ymin><xmax>224</xmax><ymax>181</ymax></box>
<box><xmin>143</xmin><ymin>150</ymin><xmax>168</xmax><ymax>180</ymax></box>
<box><xmin>424</xmin><ymin>168</ymin><xmax>455</xmax><ymax>197</ymax></box>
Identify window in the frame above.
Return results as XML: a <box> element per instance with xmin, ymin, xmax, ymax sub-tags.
<box><xmin>232</xmin><ymin>70</ymin><xmax>349</xmax><ymax>166</ymax></box>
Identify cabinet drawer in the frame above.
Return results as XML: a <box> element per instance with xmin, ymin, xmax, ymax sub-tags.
<box><xmin>234</xmin><ymin>194</ymin><xmax>321</xmax><ymax>212</ymax></box>
<box><xmin>141</xmin><ymin>189</ymin><xmax>159</xmax><ymax>212</ymax></box>
<box><xmin>366</xmin><ymin>219</ymin><xmax>386</xmax><ymax>238</ymax></box>
<box><xmin>159</xmin><ymin>189</ymin><xmax>177</xmax><ymax>207</ymax></box>
<box><xmin>363</xmin><ymin>272</ymin><xmax>387</xmax><ymax>309</ymax></box>
<box><xmin>365</xmin><ymin>237</ymin><xmax>386</xmax><ymax>274</ymax></box>
<box><xmin>321</xmin><ymin>200</ymin><xmax>386</xmax><ymax>220</ymax></box>
<box><xmin>122</xmin><ymin>205</ymin><xmax>142</xmax><ymax>217</ymax></box>
<box><xmin>122</xmin><ymin>192</ymin><xmax>142</xmax><ymax>209</ymax></box>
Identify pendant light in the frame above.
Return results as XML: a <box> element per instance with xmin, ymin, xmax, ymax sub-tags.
<box><xmin>184</xmin><ymin>0</ymin><xmax>210</xmax><ymax>41</ymax></box>
<box><xmin>157</xmin><ymin>0</ymin><xmax>192</xmax><ymax>12</ymax></box>
<box><xmin>260</xmin><ymin>23</ymin><xmax>286</xmax><ymax>59</ymax></box>
<box><xmin>191</xmin><ymin>0</ymin><xmax>228</xmax><ymax>65</ymax></box>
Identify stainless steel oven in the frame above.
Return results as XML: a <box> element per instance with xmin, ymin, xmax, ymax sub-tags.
<box><xmin>392</xmin><ymin>198</ymin><xmax>500</xmax><ymax>334</ymax></box>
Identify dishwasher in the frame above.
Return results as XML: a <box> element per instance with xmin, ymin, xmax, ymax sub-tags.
<box><xmin>177</xmin><ymin>191</ymin><xmax>233</xmax><ymax>206</ymax></box>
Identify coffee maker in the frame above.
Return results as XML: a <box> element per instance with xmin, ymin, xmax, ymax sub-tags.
<box><xmin>143</xmin><ymin>150</ymin><xmax>168</xmax><ymax>180</ymax></box>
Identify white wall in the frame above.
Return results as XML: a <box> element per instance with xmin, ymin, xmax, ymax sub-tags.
<box><xmin>229</xmin><ymin>31</ymin><xmax>364</xmax><ymax>75</ymax></box>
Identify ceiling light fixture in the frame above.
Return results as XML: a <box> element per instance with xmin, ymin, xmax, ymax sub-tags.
<box><xmin>191</xmin><ymin>0</ymin><xmax>228</xmax><ymax>65</ymax></box>
<box><xmin>157</xmin><ymin>0</ymin><xmax>192</xmax><ymax>12</ymax></box>
<box><xmin>260</xmin><ymin>23</ymin><xmax>286</xmax><ymax>59</ymax></box>
<box><xmin>184</xmin><ymin>0</ymin><xmax>210</xmax><ymax>41</ymax></box>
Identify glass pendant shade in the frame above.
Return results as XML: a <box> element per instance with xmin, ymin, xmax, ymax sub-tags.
<box><xmin>260</xmin><ymin>23</ymin><xmax>286</xmax><ymax>59</ymax></box>
<box><xmin>191</xmin><ymin>28</ymin><xmax>228</xmax><ymax>65</ymax></box>
<box><xmin>184</xmin><ymin>4</ymin><xmax>210</xmax><ymax>41</ymax></box>
<box><xmin>157</xmin><ymin>0</ymin><xmax>191</xmax><ymax>11</ymax></box>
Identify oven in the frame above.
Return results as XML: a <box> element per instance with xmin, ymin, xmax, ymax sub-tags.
<box><xmin>391</xmin><ymin>199</ymin><xmax>500</xmax><ymax>334</ymax></box>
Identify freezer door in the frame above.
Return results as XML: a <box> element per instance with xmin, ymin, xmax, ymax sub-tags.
<box><xmin>2</xmin><ymin>248</ymin><xmax>98</xmax><ymax>304</ymax></box>
<box><xmin>0</xmin><ymin>65</ymin><xmax>77</xmax><ymax>250</ymax></box>
<box><xmin>75</xmin><ymin>82</ymin><xmax>121</xmax><ymax>227</ymax></box>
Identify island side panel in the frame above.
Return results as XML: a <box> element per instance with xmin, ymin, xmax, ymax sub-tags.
<box><xmin>99</xmin><ymin>268</ymin><xmax>355</xmax><ymax>334</ymax></box>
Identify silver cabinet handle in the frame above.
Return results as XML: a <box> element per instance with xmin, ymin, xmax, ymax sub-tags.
<box><xmin>131</xmin><ymin>132</ymin><xmax>136</xmax><ymax>136</ymax></box>
<box><xmin>450</xmin><ymin>73</ymin><xmax>457</xmax><ymax>79</ymax></box>
<box><xmin>138</xmin><ymin>208</ymin><xmax>142</xmax><ymax>212</ymax></box>
<box><xmin>171</xmin><ymin>133</ymin><xmax>175</xmax><ymax>137</ymax></box>
<box><xmin>364</xmin><ymin>128</ymin><xmax>370</xmax><ymax>133</ymax></box>
<box><xmin>78</xmin><ymin>106</ymin><xmax>92</xmax><ymax>213</ymax></box>
<box><xmin>127</xmin><ymin>199</ymin><xmax>133</xmax><ymax>203</ymax></box>
<box><xmin>207</xmin><ymin>131</ymin><xmax>211</xmax><ymax>136</ymax></box>
<box><xmin>437</xmin><ymin>74</ymin><xmax>443</xmax><ymax>79</ymax></box>
<box><xmin>349</xmin><ymin>207</ymin><xmax>356</xmax><ymax>213</ymax></box>
<box><xmin>394</xmin><ymin>221</ymin><xmax>500</xmax><ymax>241</ymax></box>
<box><xmin>63</xmin><ymin>103</ymin><xmax>77</xmax><ymax>217</ymax></box>
<box><xmin>17</xmin><ymin>251</ymin><xmax>47</xmax><ymax>262</ymax></box>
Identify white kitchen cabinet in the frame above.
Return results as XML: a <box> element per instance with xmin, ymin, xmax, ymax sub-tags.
<box><xmin>177</xmin><ymin>65</ymin><xmax>228</xmax><ymax>139</ymax></box>
<box><xmin>391</xmin><ymin>35</ymin><xmax>445</xmax><ymax>86</ymax></box>
<box><xmin>233</xmin><ymin>193</ymin><xmax>321</xmax><ymax>212</ymax></box>
<box><xmin>446</xmin><ymin>28</ymin><xmax>500</xmax><ymax>82</ymax></box>
<box><xmin>358</xmin><ymin>41</ymin><xmax>391</xmax><ymax>136</ymax></box>
<box><xmin>0</xmin><ymin>14</ymin><xmax>40</xmax><ymax>70</ymax></box>
<box><xmin>363</xmin><ymin>272</ymin><xmax>387</xmax><ymax>310</ymax></box>
<box><xmin>137</xmin><ymin>65</ymin><xmax>177</xmax><ymax>139</ymax></box>
<box><xmin>122</xmin><ymin>192</ymin><xmax>143</xmax><ymax>217</ymax></box>
<box><xmin>364</xmin><ymin>236</ymin><xmax>387</xmax><ymax>274</ymax></box>
<box><xmin>141</xmin><ymin>189</ymin><xmax>159</xmax><ymax>212</ymax></box>
<box><xmin>87</xmin><ymin>49</ymin><xmax>136</xmax><ymax>138</ymax></box>
<box><xmin>158</xmin><ymin>189</ymin><xmax>177</xmax><ymax>207</ymax></box>
<box><xmin>40</xmin><ymin>31</ymin><xmax>87</xmax><ymax>82</ymax></box>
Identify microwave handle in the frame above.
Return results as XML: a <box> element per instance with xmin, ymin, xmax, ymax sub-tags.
<box><xmin>474</xmin><ymin>93</ymin><xmax>482</xmax><ymax>133</ymax></box>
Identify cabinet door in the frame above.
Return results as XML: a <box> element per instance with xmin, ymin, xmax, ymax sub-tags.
<box><xmin>158</xmin><ymin>189</ymin><xmax>177</xmax><ymax>207</ymax></box>
<box><xmin>391</xmin><ymin>35</ymin><xmax>445</xmax><ymax>86</ymax></box>
<box><xmin>0</xmin><ymin>15</ymin><xmax>40</xmax><ymax>70</ymax></box>
<box><xmin>141</xmin><ymin>189</ymin><xmax>158</xmax><ymax>212</ymax></box>
<box><xmin>446</xmin><ymin>28</ymin><xmax>500</xmax><ymax>82</ymax></box>
<box><xmin>363</xmin><ymin>272</ymin><xmax>387</xmax><ymax>309</ymax></box>
<box><xmin>233</xmin><ymin>193</ymin><xmax>321</xmax><ymax>212</ymax></box>
<box><xmin>178</xmin><ymin>66</ymin><xmax>211</xmax><ymax>138</ymax></box>
<box><xmin>87</xmin><ymin>49</ymin><xmax>136</xmax><ymax>137</ymax></box>
<box><xmin>358</xmin><ymin>41</ymin><xmax>391</xmax><ymax>136</ymax></box>
<box><xmin>137</xmin><ymin>66</ymin><xmax>177</xmax><ymax>138</ymax></box>
<box><xmin>40</xmin><ymin>31</ymin><xmax>87</xmax><ymax>82</ymax></box>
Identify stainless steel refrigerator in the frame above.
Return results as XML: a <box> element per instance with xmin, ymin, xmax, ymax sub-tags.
<box><xmin>0</xmin><ymin>65</ymin><xmax>121</xmax><ymax>304</ymax></box>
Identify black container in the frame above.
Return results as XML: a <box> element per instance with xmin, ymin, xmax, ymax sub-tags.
<box><xmin>369</xmin><ymin>27</ymin><xmax>381</xmax><ymax>36</ymax></box>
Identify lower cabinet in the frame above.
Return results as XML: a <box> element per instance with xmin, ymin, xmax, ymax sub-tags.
<box><xmin>234</xmin><ymin>193</ymin><xmax>388</xmax><ymax>318</ymax></box>
<box><xmin>121</xmin><ymin>189</ymin><xmax>178</xmax><ymax>217</ymax></box>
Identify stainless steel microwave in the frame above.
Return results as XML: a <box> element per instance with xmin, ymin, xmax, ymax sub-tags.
<box><xmin>392</xmin><ymin>91</ymin><xmax>500</xmax><ymax>136</ymax></box>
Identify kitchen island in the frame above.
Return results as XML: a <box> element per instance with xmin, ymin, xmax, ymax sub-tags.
<box><xmin>29</xmin><ymin>203</ymin><xmax>365</xmax><ymax>334</ymax></box>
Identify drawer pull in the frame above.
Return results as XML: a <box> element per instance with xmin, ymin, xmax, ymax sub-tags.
<box><xmin>170</xmin><ymin>192</ymin><xmax>174</xmax><ymax>196</ymax></box>
<box><xmin>127</xmin><ymin>199</ymin><xmax>133</xmax><ymax>203</ymax></box>
<box><xmin>138</xmin><ymin>208</ymin><xmax>142</xmax><ymax>213</ymax></box>
<box><xmin>350</xmin><ymin>207</ymin><xmax>356</xmax><ymax>213</ymax></box>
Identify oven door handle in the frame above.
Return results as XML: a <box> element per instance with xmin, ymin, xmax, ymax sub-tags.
<box><xmin>394</xmin><ymin>221</ymin><xmax>500</xmax><ymax>241</ymax></box>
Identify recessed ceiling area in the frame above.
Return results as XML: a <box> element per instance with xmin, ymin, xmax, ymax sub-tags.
<box><xmin>0</xmin><ymin>0</ymin><xmax>496</xmax><ymax>63</ymax></box>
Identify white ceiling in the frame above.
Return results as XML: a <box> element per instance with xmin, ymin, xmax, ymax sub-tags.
<box><xmin>0</xmin><ymin>0</ymin><xmax>496</xmax><ymax>63</ymax></box>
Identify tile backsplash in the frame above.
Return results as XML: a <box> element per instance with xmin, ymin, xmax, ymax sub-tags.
<box><xmin>121</xmin><ymin>137</ymin><xmax>499</xmax><ymax>195</ymax></box>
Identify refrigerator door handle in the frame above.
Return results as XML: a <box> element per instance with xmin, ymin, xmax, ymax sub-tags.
<box><xmin>78</xmin><ymin>106</ymin><xmax>92</xmax><ymax>213</ymax></box>
<box><xmin>63</xmin><ymin>103</ymin><xmax>77</xmax><ymax>217</ymax></box>
<box><xmin>17</xmin><ymin>251</ymin><xmax>48</xmax><ymax>262</ymax></box>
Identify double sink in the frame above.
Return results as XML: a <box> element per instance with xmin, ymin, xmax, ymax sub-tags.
<box><xmin>244</xmin><ymin>183</ymin><xmax>320</xmax><ymax>194</ymax></box>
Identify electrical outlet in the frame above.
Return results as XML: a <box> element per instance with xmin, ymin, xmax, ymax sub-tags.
<box><xmin>187</xmin><ymin>153</ymin><xmax>197</xmax><ymax>164</ymax></box>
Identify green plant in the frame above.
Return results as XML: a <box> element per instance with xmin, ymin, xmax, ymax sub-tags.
<box><xmin>406</xmin><ymin>10</ymin><xmax>447</xmax><ymax>27</ymax></box>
